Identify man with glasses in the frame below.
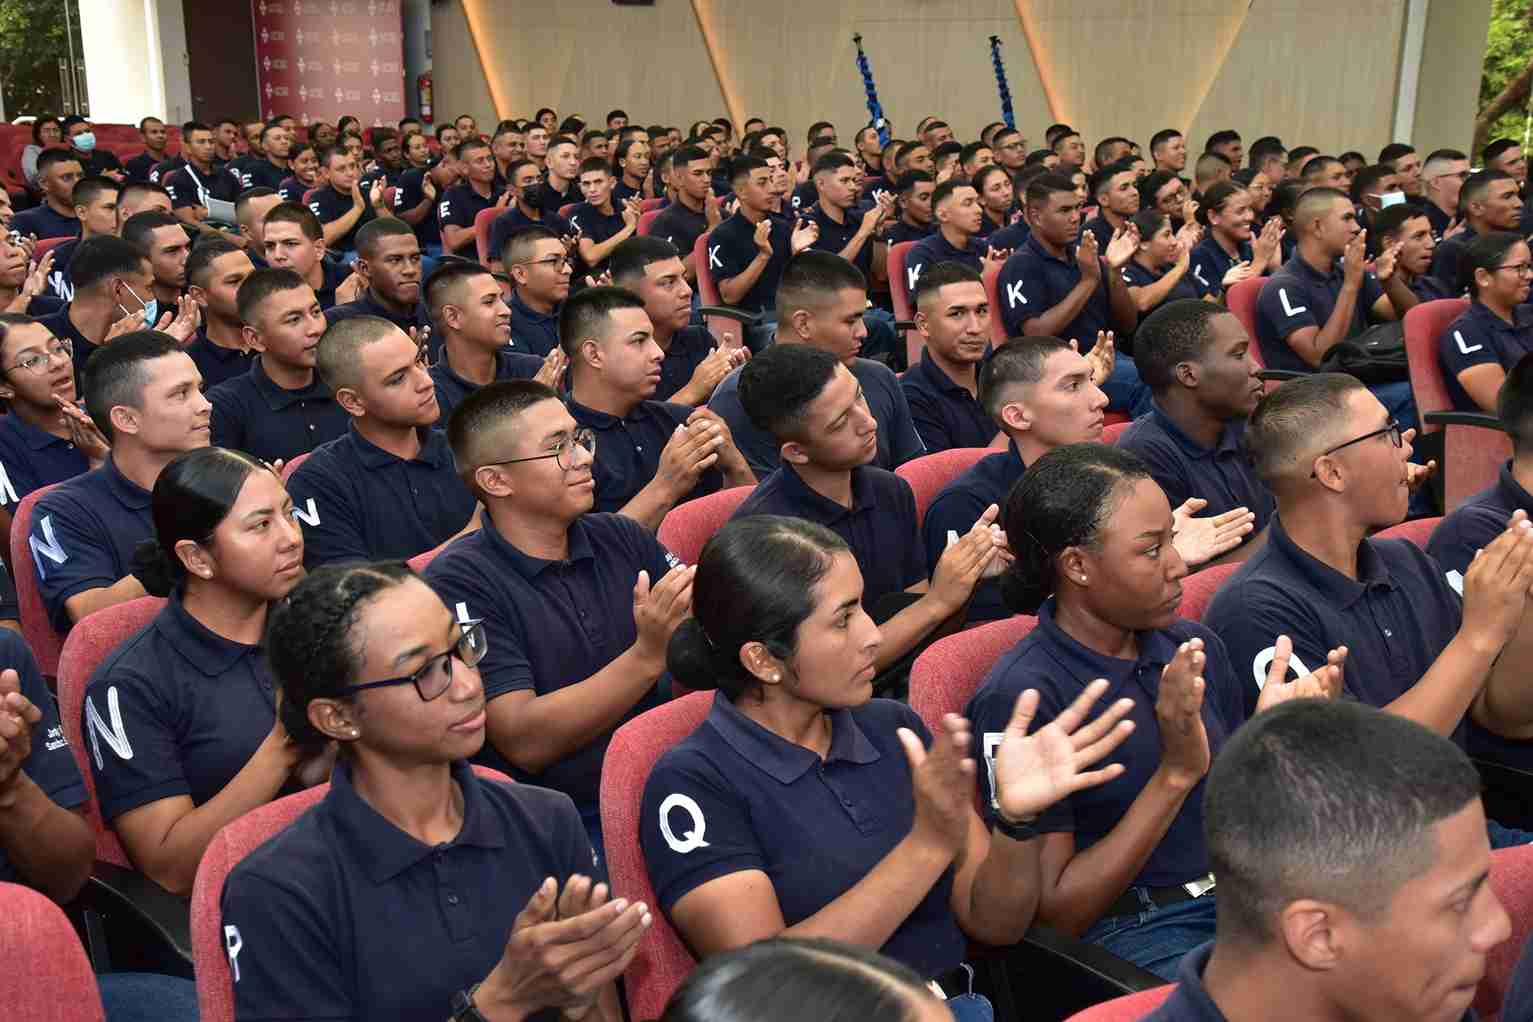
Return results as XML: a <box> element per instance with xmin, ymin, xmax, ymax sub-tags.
<box><xmin>506</xmin><ymin>226</ymin><xmax>573</xmax><ymax>357</ymax></box>
<box><xmin>1207</xmin><ymin>375</ymin><xmax>1533</xmax><ymax>847</ymax></box>
<box><xmin>288</xmin><ymin>317</ymin><xmax>478</xmax><ymax>568</ymax></box>
<box><xmin>1421</xmin><ymin>149</ymin><xmax>1471</xmax><ymax>238</ymax></box>
<box><xmin>425</xmin><ymin>379</ymin><xmax>693</xmax><ymax>859</ymax></box>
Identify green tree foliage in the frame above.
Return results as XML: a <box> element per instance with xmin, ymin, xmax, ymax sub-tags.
<box><xmin>1478</xmin><ymin>0</ymin><xmax>1533</xmax><ymax>155</ymax></box>
<box><xmin>0</xmin><ymin>0</ymin><xmax>78</xmax><ymax>117</ymax></box>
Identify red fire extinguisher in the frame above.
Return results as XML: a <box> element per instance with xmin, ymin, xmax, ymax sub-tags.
<box><xmin>418</xmin><ymin>73</ymin><xmax>433</xmax><ymax>124</ymax></box>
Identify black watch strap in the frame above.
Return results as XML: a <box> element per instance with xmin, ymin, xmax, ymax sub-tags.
<box><xmin>451</xmin><ymin>983</ymin><xmax>489</xmax><ymax>1022</ymax></box>
<box><xmin>994</xmin><ymin>812</ymin><xmax>1040</xmax><ymax>842</ymax></box>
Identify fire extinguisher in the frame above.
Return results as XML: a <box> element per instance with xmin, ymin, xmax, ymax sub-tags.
<box><xmin>418</xmin><ymin>73</ymin><xmax>433</xmax><ymax>124</ymax></box>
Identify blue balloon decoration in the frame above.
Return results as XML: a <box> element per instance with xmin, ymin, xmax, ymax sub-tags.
<box><xmin>989</xmin><ymin>35</ymin><xmax>1015</xmax><ymax>130</ymax></box>
<box><xmin>852</xmin><ymin>34</ymin><xmax>890</xmax><ymax>147</ymax></box>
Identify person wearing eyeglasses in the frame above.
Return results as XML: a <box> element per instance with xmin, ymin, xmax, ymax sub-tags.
<box><xmin>506</xmin><ymin>226</ymin><xmax>575</xmax><ymax>358</ymax></box>
<box><xmin>82</xmin><ymin>447</ymin><xmax>323</xmax><ymax>896</ymax></box>
<box><xmin>285</xmin><ymin>317</ymin><xmax>478</xmax><ymax>569</ymax></box>
<box><xmin>1206</xmin><ymin>375</ymin><xmax>1533</xmax><ymax>849</ymax></box>
<box><xmin>221</xmin><ymin>561</ymin><xmax>650</xmax><ymax>1022</ymax></box>
<box><xmin>1437</xmin><ymin>233</ymin><xmax>1533</xmax><ymax>414</ymax></box>
<box><xmin>1421</xmin><ymin>149</ymin><xmax>1471</xmax><ymax>240</ymax></box>
<box><xmin>424</xmin><ymin>380</ymin><xmax>693</xmax><ymax>860</ymax></box>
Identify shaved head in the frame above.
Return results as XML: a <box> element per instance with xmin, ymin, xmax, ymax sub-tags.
<box><xmin>315</xmin><ymin>315</ymin><xmax>407</xmax><ymax>393</ymax></box>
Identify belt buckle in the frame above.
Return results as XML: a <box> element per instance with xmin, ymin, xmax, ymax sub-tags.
<box><xmin>1181</xmin><ymin>873</ymin><xmax>1217</xmax><ymax>899</ymax></box>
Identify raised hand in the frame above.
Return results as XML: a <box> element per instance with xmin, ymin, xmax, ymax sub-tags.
<box><xmin>1076</xmin><ymin>230</ymin><xmax>1102</xmax><ymax>284</ymax></box>
<box><xmin>752</xmin><ymin>217</ymin><xmax>774</xmax><ymax>257</ymax></box>
<box><xmin>1156</xmin><ymin>639</ymin><xmax>1211</xmax><ymax>784</ymax></box>
<box><xmin>367</xmin><ymin>178</ymin><xmax>386</xmax><ymax>210</ymax></box>
<box><xmin>156</xmin><ymin>294</ymin><xmax>203</xmax><ymax>344</ymax></box>
<box><xmin>633</xmin><ymin>565</ymin><xmax>695</xmax><ymax>661</ymax></box>
<box><xmin>1105</xmin><ymin>223</ymin><xmax>1140</xmax><ymax>270</ymax></box>
<box><xmin>1374</xmin><ymin>239</ymin><xmax>1403</xmax><ymax>282</ymax></box>
<box><xmin>1343</xmin><ymin>229</ymin><xmax>1368</xmax><ymax>286</ymax></box>
<box><xmin>1255</xmin><ymin>635</ymin><xmax>1346</xmax><ymax>712</ymax></box>
<box><xmin>56</xmin><ymin>397</ymin><xmax>110</xmax><ymax>466</ymax></box>
<box><xmin>1222</xmin><ymin>260</ymin><xmax>1255</xmax><ymax>286</ymax></box>
<box><xmin>1460</xmin><ymin>512</ymin><xmax>1533</xmax><ymax>650</ymax></box>
<box><xmin>335</xmin><ymin>272</ymin><xmax>366</xmax><ymax>305</ymax></box>
<box><xmin>898</xmin><ymin>714</ymin><xmax>977</xmax><ymax>860</ymax></box>
<box><xmin>1077</xmin><ymin>333</ymin><xmax>1115</xmax><ymax>387</ymax></box>
<box><xmin>790</xmin><ymin>217</ymin><xmax>819</xmax><ymax>255</ymax></box>
<box><xmin>1171</xmin><ymin>497</ymin><xmax>1256</xmax><ymax>567</ymax></box>
<box><xmin>931</xmin><ymin>503</ymin><xmax>1004</xmax><ymax>612</ymax></box>
<box><xmin>20</xmin><ymin>250</ymin><xmax>54</xmax><ymax>302</ymax></box>
<box><xmin>1253</xmin><ymin>216</ymin><xmax>1285</xmax><ymax>268</ymax></box>
<box><xmin>534</xmin><ymin>347</ymin><xmax>568</xmax><ymax>389</ymax></box>
<box><xmin>990</xmin><ymin>679</ymin><xmax>1136</xmax><ymax>823</ymax></box>
<box><xmin>0</xmin><ymin>669</ymin><xmax>41</xmax><ymax>794</ymax></box>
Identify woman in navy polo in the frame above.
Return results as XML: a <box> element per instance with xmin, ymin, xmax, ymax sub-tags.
<box><xmin>641</xmin><ymin>515</ymin><xmax>1135</xmax><ymax>1005</ymax></box>
<box><xmin>972</xmin><ymin>165</ymin><xmax>1015</xmax><ymax>243</ymax></box>
<box><xmin>1437</xmin><ymin>231</ymin><xmax>1533</xmax><ymax>413</ymax></box>
<box><xmin>1188</xmin><ymin>181</ymin><xmax>1283</xmax><ymax>300</ymax></box>
<box><xmin>1121</xmin><ymin>211</ymin><xmax>1204</xmax><ymax>318</ymax></box>
<box><xmin>83</xmin><ymin>447</ymin><xmax>315</xmax><ymax>895</ymax></box>
<box><xmin>965</xmin><ymin>444</ymin><xmax>1336</xmax><ymax>981</ymax></box>
<box><xmin>222</xmin><ymin>562</ymin><xmax>645</xmax><ymax>1022</ymax></box>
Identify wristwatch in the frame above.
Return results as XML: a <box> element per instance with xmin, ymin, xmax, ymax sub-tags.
<box><xmin>450</xmin><ymin>983</ymin><xmax>488</xmax><ymax>1022</ymax></box>
<box><xmin>993</xmin><ymin>807</ymin><xmax>1040</xmax><ymax>842</ymax></box>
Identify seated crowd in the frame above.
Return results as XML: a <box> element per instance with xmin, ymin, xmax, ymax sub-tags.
<box><xmin>5</xmin><ymin>103</ymin><xmax>1533</xmax><ymax>1022</ymax></box>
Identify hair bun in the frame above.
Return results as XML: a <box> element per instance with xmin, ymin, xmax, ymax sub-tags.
<box><xmin>130</xmin><ymin>539</ymin><xmax>176</xmax><ymax>598</ymax></box>
<box><xmin>666</xmin><ymin>617</ymin><xmax>724</xmax><ymax>693</ymax></box>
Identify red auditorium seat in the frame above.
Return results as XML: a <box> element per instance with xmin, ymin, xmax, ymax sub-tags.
<box><xmin>637</xmin><ymin>207</ymin><xmax>662</xmax><ymax>236</ymax></box>
<box><xmin>1375</xmin><ymin>515</ymin><xmax>1442</xmax><ymax>549</ymax></box>
<box><xmin>1177</xmin><ymin>562</ymin><xmax>1239</xmax><ymax>621</ymax></box>
<box><xmin>982</xmin><ymin>262</ymin><xmax>1008</xmax><ymax>346</ymax></box>
<box><xmin>655</xmin><ymin>484</ymin><xmax>754</xmax><ymax>565</ymax></box>
<box><xmin>1063</xmin><ymin>986</ymin><xmax>1175</xmax><ymax>1022</ymax></box>
<box><xmin>0</xmin><ymin>882</ymin><xmax>106</xmax><ymax>1022</ymax></box>
<box><xmin>474</xmin><ymin>206</ymin><xmax>501</xmax><ymax>265</ymax></box>
<box><xmin>887</xmin><ymin>240</ymin><xmax>923</xmax><ymax>366</ymax></box>
<box><xmin>690</xmin><ymin>230</ymin><xmax>757</xmax><ymax>346</ymax></box>
<box><xmin>909</xmin><ymin>614</ymin><xmax>1038</xmax><ymax>738</ymax></box>
<box><xmin>1103</xmin><ymin>419</ymin><xmax>1133</xmax><ymax>445</ymax></box>
<box><xmin>1475</xmin><ymin>842</ymin><xmax>1533</xmax><ymax>1022</ymax></box>
<box><xmin>11</xmin><ymin>482</ymin><xmax>64</xmax><ymax>677</ymax></box>
<box><xmin>895</xmin><ymin>447</ymin><xmax>991</xmax><ymax>529</ymax></box>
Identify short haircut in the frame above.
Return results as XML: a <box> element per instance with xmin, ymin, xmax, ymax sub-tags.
<box><xmin>123</xmin><ymin>210</ymin><xmax>187</xmax><ymax>253</ymax></box>
<box><xmin>557</xmin><ymin>285</ymin><xmax>646</xmax><ymax>358</ymax></box>
<box><xmin>263</xmin><ymin>201</ymin><xmax>322</xmax><ymax>241</ymax></box>
<box><xmin>233</xmin><ymin>186</ymin><xmax>279</xmax><ymax>227</ymax></box>
<box><xmin>737</xmin><ymin>342</ymin><xmax>840</xmax><ymax>441</ymax></box>
<box><xmin>502</xmin><ymin>225</ymin><xmax>557</xmax><ymax>269</ymax></box>
<box><xmin>72</xmin><ymin>175</ymin><xmax>120</xmax><ymax>209</ymax></box>
<box><xmin>1150</xmin><ymin>129</ymin><xmax>1182</xmax><ymax>154</ymax></box>
<box><xmin>83</xmin><ymin>330</ymin><xmax>182</xmax><ymax>440</ymax></box>
<box><xmin>1206</xmin><ymin>129</ymin><xmax>1241</xmax><ymax>150</ymax></box>
<box><xmin>1379</xmin><ymin>142</ymin><xmax>1415</xmax><ymax>166</ymax></box>
<box><xmin>454</xmin><ymin>137</ymin><xmax>490</xmax><ymax>161</ymax></box>
<box><xmin>1462</xmin><ymin>168</ymin><xmax>1515</xmax><ymax>212</ymax></box>
<box><xmin>425</xmin><ymin>259</ymin><xmax>494</xmax><ymax>313</ymax></box>
<box><xmin>316</xmin><ymin>314</ymin><xmax>400</xmax><ymax>391</ymax></box>
<box><xmin>609</xmin><ymin>235</ymin><xmax>681</xmax><ymax>287</ymax></box>
<box><xmin>1024</xmin><ymin>148</ymin><xmax>1056</xmax><ymax>167</ymax></box>
<box><xmin>119</xmin><ymin>181</ymin><xmax>172</xmax><ymax>212</ymax></box>
<box><xmin>1350</xmin><ymin>163</ymin><xmax>1396</xmax><ymax>203</ymax></box>
<box><xmin>1206</xmin><ymin>699</ymin><xmax>1480</xmax><ymax>946</ymax></box>
<box><xmin>729</xmin><ymin>154</ymin><xmax>768</xmax><ymax>185</ymax></box>
<box><xmin>236</xmin><ymin>266</ymin><xmax>310</xmax><ymax>325</ymax></box>
<box><xmin>1484</xmin><ymin>138</ymin><xmax>1521</xmax><ymax>166</ymax></box>
<box><xmin>807</xmin><ymin>120</ymin><xmax>835</xmax><ymax>142</ymax></box>
<box><xmin>1291</xmin><ymin>186</ymin><xmax>1350</xmax><ymax>234</ymax></box>
<box><xmin>1044</xmin><ymin>124</ymin><xmax>1074</xmax><ymax>147</ymax></box>
<box><xmin>138</xmin><ymin>116</ymin><xmax>164</xmax><ymax>132</ymax></box>
<box><xmin>259</xmin><ymin>123</ymin><xmax>285</xmax><ymax>145</ymax></box>
<box><xmin>1423</xmin><ymin>148</ymin><xmax>1469</xmax><ymax>176</ymax></box>
<box><xmin>959</xmin><ymin>141</ymin><xmax>992</xmax><ymax>168</ymax></box>
<box><xmin>185</xmin><ymin>237</ymin><xmax>245</xmax><ymax>289</ymax></box>
<box><xmin>580</xmin><ymin>129</ymin><xmax>606</xmax><ymax>148</ymax></box>
<box><xmin>812</xmin><ymin>150</ymin><xmax>855</xmax><ymax>178</ymax></box>
<box><xmin>912</xmin><ymin>260</ymin><xmax>983</xmax><ymax>311</ymax></box>
<box><xmin>1290</xmin><ymin>145</ymin><xmax>1321</xmax><ymax>168</ymax></box>
<box><xmin>1501</xmin><ymin>354</ymin><xmax>1533</xmax><ymax>455</ymax></box>
<box><xmin>1134</xmin><ymin>299</ymin><xmax>1231</xmax><ymax>393</ymax></box>
<box><xmin>1195</xmin><ymin>151</ymin><xmax>1232</xmax><ymax>181</ymax></box>
<box><xmin>578</xmin><ymin>156</ymin><xmax>612</xmax><ymax>179</ymax></box>
<box><xmin>1092</xmin><ymin>136</ymin><xmax>1132</xmax><ymax>168</ymax></box>
<box><xmin>548</xmin><ymin>134</ymin><xmax>578</xmax><ymax>152</ymax></box>
<box><xmin>671</xmin><ymin>144</ymin><xmax>708</xmax><ymax>169</ymax></box>
<box><xmin>1373</xmin><ymin>203</ymin><xmax>1429</xmax><ymax>243</ymax></box>
<box><xmin>35</xmin><ymin>149</ymin><xmax>82</xmax><ymax>176</ymax></box>
<box><xmin>447</xmin><ymin>379</ymin><xmax>562</xmax><ymax>474</ymax></box>
<box><xmin>68</xmin><ymin>235</ymin><xmax>148</xmax><ymax>292</ymax></box>
<box><xmin>929</xmin><ymin>177</ymin><xmax>969</xmax><ymax>211</ymax></box>
<box><xmin>1301</xmin><ymin>155</ymin><xmax>1344</xmax><ymax>180</ymax></box>
<box><xmin>606</xmin><ymin>109</ymin><xmax>628</xmax><ymax>123</ymax></box>
<box><xmin>1248</xmin><ymin>136</ymin><xmax>1286</xmax><ymax>168</ymax></box>
<box><xmin>1050</xmin><ymin>131</ymin><xmax>1080</xmax><ymax>153</ymax></box>
<box><xmin>897</xmin><ymin>170</ymin><xmax>933</xmax><ymax>196</ymax></box>
<box><xmin>1246</xmin><ymin>372</ymin><xmax>1365</xmax><ymax>484</ymax></box>
<box><xmin>774</xmin><ymin>251</ymin><xmax>866</xmax><ymax>323</ymax></box>
<box><xmin>1089</xmin><ymin>159</ymin><xmax>1136</xmax><ymax>201</ymax></box>
<box><xmin>354</xmin><ymin>216</ymin><xmax>416</xmax><ymax>260</ymax></box>
<box><xmin>1025</xmin><ymin>172</ymin><xmax>1076</xmax><ymax>209</ymax></box>
<box><xmin>978</xmin><ymin>337</ymin><xmax>1075</xmax><ymax>419</ymax></box>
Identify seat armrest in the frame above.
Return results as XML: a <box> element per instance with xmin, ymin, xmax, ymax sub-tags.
<box><xmin>696</xmin><ymin>306</ymin><xmax>760</xmax><ymax>326</ymax></box>
<box><xmin>1256</xmin><ymin>369</ymin><xmax>1304</xmax><ymax>382</ymax></box>
<box><xmin>1423</xmin><ymin>411</ymin><xmax>1504</xmax><ymax>431</ymax></box>
<box><xmin>74</xmin><ymin>860</ymin><xmax>193</xmax><ymax>972</ymax></box>
<box><xmin>967</xmin><ymin>925</ymin><xmax>1164</xmax><ymax>1020</ymax></box>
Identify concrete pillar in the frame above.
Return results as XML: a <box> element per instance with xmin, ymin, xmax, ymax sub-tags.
<box><xmin>78</xmin><ymin>0</ymin><xmax>193</xmax><ymax>123</ymax></box>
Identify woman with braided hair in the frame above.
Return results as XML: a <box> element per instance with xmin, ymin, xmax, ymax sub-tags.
<box><xmin>83</xmin><ymin>446</ymin><xmax>318</xmax><ymax>896</ymax></box>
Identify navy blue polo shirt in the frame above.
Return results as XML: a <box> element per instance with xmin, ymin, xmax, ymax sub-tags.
<box><xmin>276</xmin><ymin>176</ymin><xmax>306</xmax><ymax>203</ymax></box>
<box><xmin>1121</xmin><ymin>260</ymin><xmax>1202</xmax><ymax>316</ymax></box>
<box><xmin>29</xmin><ymin>458</ymin><xmax>153</xmax><ymax>633</ymax></box>
<box><xmin>163</xmin><ymin>164</ymin><xmax>218</xmax><ymax>210</ymax></box>
<box><xmin>437</xmin><ymin>184</ymin><xmax>502</xmax><ymax>259</ymax></box>
<box><xmin>1205</xmin><ymin>515</ymin><xmax>1465</xmax><ymax>728</ymax></box>
<box><xmin>423</xmin><ymin>513</ymin><xmax>679</xmax><ymax>808</ymax></box>
<box><xmin>709</xmin><ymin>356</ymin><xmax>925</xmax><ymax>477</ymax></box>
<box><xmin>148</xmin><ymin>157</ymin><xmax>184</xmax><ymax>186</ymax></box>
<box><xmin>1439</xmin><ymin>302</ymin><xmax>1533</xmax><ymax>411</ymax></box>
<box><xmin>1428</xmin><ymin>463</ymin><xmax>1533</xmax><ymax>770</ymax></box>
<box><xmin>487</xmin><ymin>207</ymin><xmax>571</xmax><ymax>268</ymax></box>
<box><xmin>430</xmin><ymin>349</ymin><xmax>545</xmax><ymax>423</ymax></box>
<box><xmin>1410</xmin><ymin>272</ymin><xmax>1457</xmax><ymax>303</ymax></box>
<box><xmin>885</xmin><ymin>221</ymin><xmax>931</xmax><ymax>247</ymax></box>
<box><xmin>287</xmin><ymin>425</ymin><xmax>477</xmax><ymax>569</ymax></box>
<box><xmin>208</xmin><ymin>358</ymin><xmax>350</xmax><ymax>464</ymax></box>
<box><xmin>36</xmin><ymin>305</ymin><xmax>100</xmax><ymax>392</ymax></box>
<box><xmin>988</xmin><ymin>221</ymin><xmax>1031</xmax><ymax>252</ymax></box>
<box><xmin>900</xmin><ymin>351</ymin><xmax>996</xmax><ymax>453</ymax></box>
<box><xmin>1424</xmin><ymin>201</ymin><xmax>1453</xmax><ymax>240</ymax></box>
<box><xmin>509</xmin><ymin>292</ymin><xmax>561</xmax><ymax>358</ymax></box>
<box><xmin>732</xmin><ymin>463</ymin><xmax>924</xmax><ymax>606</ymax></box>
<box><xmin>655</xmin><ymin>326</ymin><xmax>715</xmax><ymax>404</ymax></box>
<box><xmin>1117</xmin><ymin>407</ymin><xmax>1274</xmax><ymax>534</ymax></box>
<box><xmin>1430</xmin><ymin>225</ymin><xmax>1478</xmax><ymax>292</ymax></box>
<box><xmin>613</xmin><ymin>181</ymin><xmax>644</xmax><ymax>205</ymax></box>
<box><xmin>997</xmin><ymin>234</ymin><xmax>1112</xmax><ymax>351</ymax></box>
<box><xmin>185</xmin><ymin>327</ymin><xmax>254</xmax><ymax>389</ymax></box>
<box><xmin>922</xmin><ymin>442</ymin><xmax>1024</xmax><ymax>623</ymax></box>
<box><xmin>83</xmin><ymin>594</ymin><xmax>280</xmax><ymax>821</ymax></box>
<box><xmin>393</xmin><ymin>168</ymin><xmax>442</xmax><ymax>249</ymax></box>
<box><xmin>967</xmin><ymin>601</ymin><xmax>1243</xmax><ymax>887</ymax></box>
<box><xmin>307</xmin><ymin>185</ymin><xmax>377</xmax><ymax>255</ymax></box>
<box><xmin>42</xmin><ymin>237</ymin><xmax>79</xmax><ymax>301</ymax></box>
<box><xmin>649</xmin><ymin>202</ymin><xmax>708</xmax><ymax>261</ymax></box>
<box><xmin>567</xmin><ymin>396</ymin><xmax>724</xmax><ymax>514</ymax></box>
<box><xmin>1188</xmin><ymin>236</ymin><xmax>1252</xmax><ymax>300</ymax></box>
<box><xmin>566</xmin><ymin>202</ymin><xmax>625</xmax><ymax>274</ymax></box>
<box><xmin>905</xmin><ymin>232</ymin><xmax>984</xmax><ymax>292</ymax></box>
<box><xmin>221</xmin><ymin>759</ymin><xmax>593</xmax><ymax>1022</ymax></box>
<box><xmin>1254</xmin><ymin>254</ymin><xmax>1385</xmax><ymax>374</ymax></box>
<box><xmin>0</xmin><ymin>628</ymin><xmax>82</xmax><ymax>882</ymax></box>
<box><xmin>539</xmin><ymin>179</ymin><xmax>579</xmax><ymax>219</ymax></box>
<box><xmin>806</xmin><ymin>204</ymin><xmax>873</xmax><ymax>277</ymax></box>
<box><xmin>11</xmin><ymin>204</ymin><xmax>79</xmax><ymax>241</ymax></box>
<box><xmin>0</xmin><ymin>412</ymin><xmax>89</xmax><ymax>514</ymax></box>
<box><xmin>308</xmin><ymin>257</ymin><xmax>353</xmax><ymax>311</ymax></box>
<box><xmin>231</xmin><ymin>158</ymin><xmax>288</xmax><ymax>193</ymax></box>
<box><xmin>708</xmin><ymin>211</ymin><xmax>792</xmax><ymax>315</ymax></box>
<box><xmin>323</xmin><ymin>290</ymin><xmax>435</xmax><ymax>356</ymax></box>
<box><xmin>642</xmin><ymin>693</ymin><xmax>965</xmax><ymax>979</ymax></box>
<box><xmin>1080</xmin><ymin>214</ymin><xmax>1121</xmax><ymax>254</ymax></box>
<box><xmin>1501</xmin><ymin>923</ymin><xmax>1533</xmax><ymax>1022</ymax></box>
<box><xmin>124</xmin><ymin>151</ymin><xmax>161</xmax><ymax>184</ymax></box>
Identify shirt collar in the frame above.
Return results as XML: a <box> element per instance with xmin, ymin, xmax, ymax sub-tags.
<box><xmin>1024</xmin><ymin>231</ymin><xmax>1071</xmax><ymax>267</ymax></box>
<box><xmin>7</xmin><ymin>412</ymin><xmax>70</xmax><ymax>453</ymax></box>
<box><xmin>328</xmin><ymin>759</ymin><xmax>506</xmax><ymax>884</ymax></box>
<box><xmin>1468</xmin><ymin>300</ymin><xmax>1533</xmax><ymax>333</ymax></box>
<box><xmin>566</xmin><ymin>394</ymin><xmax>648</xmax><ymax>431</ymax></box>
<box><xmin>1034</xmin><ymin>598</ymin><xmax>1180</xmax><ymax>679</ymax></box>
<box><xmin>1148</xmin><ymin>402</ymin><xmax>1244</xmax><ymax>461</ymax></box>
<box><xmin>704</xmin><ymin>690</ymin><xmax>881</xmax><ymax>785</ymax></box>
<box><xmin>1162</xmin><ymin>943</ymin><xmax>1224</xmax><ymax>1022</ymax></box>
<box><xmin>249</xmin><ymin>356</ymin><xmax>331</xmax><ymax>411</ymax></box>
<box><xmin>481</xmin><ymin>511</ymin><xmax>595</xmax><ymax>579</ymax></box>
<box><xmin>1497</xmin><ymin>461</ymin><xmax>1533</xmax><ymax>511</ymax></box>
<box><xmin>104</xmin><ymin>456</ymin><xmax>152</xmax><ymax>510</ymax></box>
<box><xmin>1268</xmin><ymin>515</ymin><xmax>1394</xmax><ymax>608</ymax></box>
<box><xmin>159</xmin><ymin>592</ymin><xmax>257</xmax><ymax>677</ymax></box>
<box><xmin>511</xmin><ymin>291</ymin><xmax>559</xmax><ymax>324</ymax></box>
<box><xmin>346</xmin><ymin>423</ymin><xmax>447</xmax><ymax>469</ymax></box>
<box><xmin>1287</xmin><ymin>251</ymin><xmax>1340</xmax><ymax>285</ymax></box>
<box><xmin>915</xmin><ymin>351</ymin><xmax>971</xmax><ymax>397</ymax></box>
<box><xmin>779</xmin><ymin>462</ymin><xmax>878</xmax><ymax>521</ymax></box>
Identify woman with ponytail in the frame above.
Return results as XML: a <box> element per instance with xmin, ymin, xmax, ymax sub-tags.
<box><xmin>641</xmin><ymin>515</ymin><xmax>1135</xmax><ymax>1013</ymax></box>
<box><xmin>1438</xmin><ymin>231</ymin><xmax>1533</xmax><ymax>412</ymax></box>
<box><xmin>966</xmin><ymin>443</ymin><xmax>1341</xmax><ymax>980</ymax></box>
<box><xmin>222</xmin><ymin>560</ymin><xmax>647</xmax><ymax>1022</ymax></box>
<box><xmin>83</xmin><ymin>446</ymin><xmax>313</xmax><ymax>895</ymax></box>
<box><xmin>1188</xmin><ymin>179</ymin><xmax>1284</xmax><ymax>301</ymax></box>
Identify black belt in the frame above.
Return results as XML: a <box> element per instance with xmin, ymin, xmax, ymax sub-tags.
<box><xmin>1105</xmin><ymin>873</ymin><xmax>1216</xmax><ymax>919</ymax></box>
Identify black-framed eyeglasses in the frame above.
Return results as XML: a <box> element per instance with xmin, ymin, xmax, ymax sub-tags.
<box><xmin>343</xmin><ymin>619</ymin><xmax>487</xmax><ymax>702</ymax></box>
<box><xmin>483</xmin><ymin>426</ymin><xmax>596</xmax><ymax>472</ymax></box>
<box><xmin>1496</xmin><ymin>262</ymin><xmax>1533</xmax><ymax>278</ymax></box>
<box><xmin>1311</xmin><ymin>419</ymin><xmax>1403</xmax><ymax>477</ymax></box>
<box><xmin>7</xmin><ymin>337</ymin><xmax>71</xmax><ymax>376</ymax></box>
<box><xmin>516</xmin><ymin>254</ymin><xmax>572</xmax><ymax>272</ymax></box>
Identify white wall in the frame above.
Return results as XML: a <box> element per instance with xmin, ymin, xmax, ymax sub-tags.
<box><xmin>79</xmin><ymin>0</ymin><xmax>192</xmax><ymax>124</ymax></box>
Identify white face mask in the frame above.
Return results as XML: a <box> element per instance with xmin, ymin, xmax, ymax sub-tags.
<box><xmin>1377</xmin><ymin>191</ymin><xmax>1407</xmax><ymax>209</ymax></box>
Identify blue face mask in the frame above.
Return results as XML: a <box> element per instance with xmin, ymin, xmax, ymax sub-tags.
<box><xmin>72</xmin><ymin>131</ymin><xmax>97</xmax><ymax>153</ymax></box>
<box><xmin>117</xmin><ymin>281</ymin><xmax>158</xmax><ymax>326</ymax></box>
